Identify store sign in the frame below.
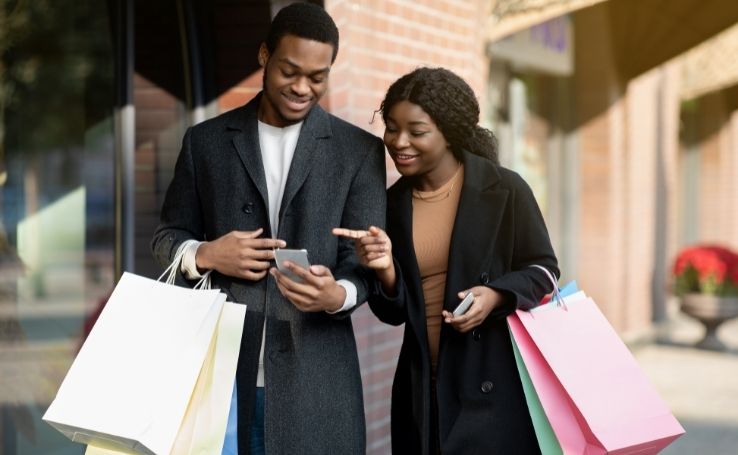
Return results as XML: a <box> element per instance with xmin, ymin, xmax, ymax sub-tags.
<box><xmin>488</xmin><ymin>15</ymin><xmax>573</xmax><ymax>76</ymax></box>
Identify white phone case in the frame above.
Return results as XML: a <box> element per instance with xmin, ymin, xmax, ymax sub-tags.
<box><xmin>453</xmin><ymin>292</ymin><xmax>475</xmax><ymax>316</ymax></box>
<box><xmin>274</xmin><ymin>248</ymin><xmax>310</xmax><ymax>283</ymax></box>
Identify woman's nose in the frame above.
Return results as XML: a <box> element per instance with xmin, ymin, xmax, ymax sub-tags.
<box><xmin>392</xmin><ymin>132</ymin><xmax>410</xmax><ymax>149</ymax></box>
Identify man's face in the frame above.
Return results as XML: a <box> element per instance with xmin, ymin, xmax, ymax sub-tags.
<box><xmin>258</xmin><ymin>34</ymin><xmax>334</xmax><ymax>127</ymax></box>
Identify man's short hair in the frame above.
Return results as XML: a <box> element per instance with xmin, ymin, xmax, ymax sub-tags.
<box><xmin>265</xmin><ymin>2</ymin><xmax>339</xmax><ymax>62</ymax></box>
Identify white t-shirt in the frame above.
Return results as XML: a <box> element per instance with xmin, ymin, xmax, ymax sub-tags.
<box><xmin>258</xmin><ymin>120</ymin><xmax>301</xmax><ymax>237</ymax></box>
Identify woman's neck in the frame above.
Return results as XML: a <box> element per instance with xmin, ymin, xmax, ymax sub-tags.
<box><xmin>414</xmin><ymin>156</ymin><xmax>462</xmax><ymax>192</ymax></box>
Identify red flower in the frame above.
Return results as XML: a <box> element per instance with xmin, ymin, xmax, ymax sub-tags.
<box><xmin>672</xmin><ymin>244</ymin><xmax>738</xmax><ymax>296</ymax></box>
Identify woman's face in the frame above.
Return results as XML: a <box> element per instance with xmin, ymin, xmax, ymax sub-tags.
<box><xmin>383</xmin><ymin>100</ymin><xmax>455</xmax><ymax>179</ymax></box>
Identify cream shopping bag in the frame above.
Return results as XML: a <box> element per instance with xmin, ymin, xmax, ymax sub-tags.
<box><xmin>169</xmin><ymin>301</ymin><xmax>245</xmax><ymax>454</ymax></box>
<box><xmin>84</xmin><ymin>300</ymin><xmax>246</xmax><ymax>455</ymax></box>
<box><xmin>43</xmin><ymin>272</ymin><xmax>229</xmax><ymax>454</ymax></box>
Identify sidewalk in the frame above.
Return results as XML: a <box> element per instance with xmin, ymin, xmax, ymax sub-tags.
<box><xmin>632</xmin><ymin>307</ymin><xmax>738</xmax><ymax>454</ymax></box>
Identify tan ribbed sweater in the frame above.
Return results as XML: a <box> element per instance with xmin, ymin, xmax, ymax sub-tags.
<box><xmin>412</xmin><ymin>166</ymin><xmax>463</xmax><ymax>372</ymax></box>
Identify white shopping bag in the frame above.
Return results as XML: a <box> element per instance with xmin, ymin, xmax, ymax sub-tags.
<box><xmin>167</xmin><ymin>301</ymin><xmax>245</xmax><ymax>454</ymax></box>
<box><xmin>43</xmin><ymin>272</ymin><xmax>228</xmax><ymax>455</ymax></box>
<box><xmin>84</xmin><ymin>300</ymin><xmax>246</xmax><ymax>455</ymax></box>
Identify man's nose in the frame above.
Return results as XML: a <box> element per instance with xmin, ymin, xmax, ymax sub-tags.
<box><xmin>291</xmin><ymin>76</ymin><xmax>310</xmax><ymax>96</ymax></box>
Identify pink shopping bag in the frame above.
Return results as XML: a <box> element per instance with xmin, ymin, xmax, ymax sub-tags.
<box><xmin>509</xmin><ymin>291</ymin><xmax>684</xmax><ymax>454</ymax></box>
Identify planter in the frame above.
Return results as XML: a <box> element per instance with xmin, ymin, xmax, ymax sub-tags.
<box><xmin>680</xmin><ymin>294</ymin><xmax>738</xmax><ymax>351</ymax></box>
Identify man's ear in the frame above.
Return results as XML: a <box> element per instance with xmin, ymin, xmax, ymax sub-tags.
<box><xmin>258</xmin><ymin>43</ymin><xmax>269</xmax><ymax>68</ymax></box>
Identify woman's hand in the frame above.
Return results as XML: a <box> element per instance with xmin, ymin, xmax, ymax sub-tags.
<box><xmin>332</xmin><ymin>226</ymin><xmax>393</xmax><ymax>270</ymax></box>
<box><xmin>442</xmin><ymin>286</ymin><xmax>504</xmax><ymax>333</ymax></box>
<box><xmin>332</xmin><ymin>226</ymin><xmax>396</xmax><ymax>295</ymax></box>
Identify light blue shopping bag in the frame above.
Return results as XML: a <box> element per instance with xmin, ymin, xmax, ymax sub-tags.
<box><xmin>221</xmin><ymin>382</ymin><xmax>238</xmax><ymax>454</ymax></box>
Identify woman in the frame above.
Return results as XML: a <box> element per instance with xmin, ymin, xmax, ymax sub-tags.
<box><xmin>334</xmin><ymin>67</ymin><xmax>558</xmax><ymax>454</ymax></box>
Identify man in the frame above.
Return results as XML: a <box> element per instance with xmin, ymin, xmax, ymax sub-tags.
<box><xmin>151</xmin><ymin>3</ymin><xmax>386</xmax><ymax>453</ymax></box>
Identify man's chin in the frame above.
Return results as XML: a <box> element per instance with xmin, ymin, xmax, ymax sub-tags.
<box><xmin>279</xmin><ymin>105</ymin><xmax>312</xmax><ymax>122</ymax></box>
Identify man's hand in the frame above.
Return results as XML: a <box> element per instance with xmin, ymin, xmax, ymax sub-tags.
<box><xmin>196</xmin><ymin>228</ymin><xmax>286</xmax><ymax>280</ymax></box>
<box><xmin>271</xmin><ymin>263</ymin><xmax>346</xmax><ymax>312</ymax></box>
<box><xmin>441</xmin><ymin>286</ymin><xmax>504</xmax><ymax>333</ymax></box>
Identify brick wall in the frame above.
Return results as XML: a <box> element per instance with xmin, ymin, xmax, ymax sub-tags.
<box><xmin>572</xmin><ymin>6</ymin><xmax>685</xmax><ymax>335</ymax></box>
<box><xmin>573</xmin><ymin>5</ymin><xmax>629</xmax><ymax>329</ymax></box>
<box><xmin>326</xmin><ymin>0</ymin><xmax>490</xmax><ymax>184</ymax></box>
<box><xmin>729</xmin><ymin>111</ymin><xmax>738</xmax><ymax>243</ymax></box>
<box><xmin>695</xmin><ymin>93</ymin><xmax>738</xmax><ymax>248</ymax></box>
<box><xmin>569</xmin><ymin>2</ymin><xmax>738</xmax><ymax>337</ymax></box>
<box><xmin>658</xmin><ymin>62</ymin><xmax>685</xmax><ymax>319</ymax></box>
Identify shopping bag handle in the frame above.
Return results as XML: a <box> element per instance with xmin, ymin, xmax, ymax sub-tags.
<box><xmin>156</xmin><ymin>243</ymin><xmax>212</xmax><ymax>289</ymax></box>
<box><xmin>193</xmin><ymin>270</ymin><xmax>213</xmax><ymax>290</ymax></box>
<box><xmin>156</xmin><ymin>241</ymin><xmax>212</xmax><ymax>289</ymax></box>
<box><xmin>528</xmin><ymin>265</ymin><xmax>566</xmax><ymax>310</ymax></box>
<box><xmin>158</xmin><ymin>244</ymin><xmax>188</xmax><ymax>285</ymax></box>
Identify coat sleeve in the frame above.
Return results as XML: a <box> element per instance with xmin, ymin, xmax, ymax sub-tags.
<box><xmin>330</xmin><ymin>137</ymin><xmax>387</xmax><ymax>317</ymax></box>
<box><xmin>485</xmin><ymin>172</ymin><xmax>559</xmax><ymax>318</ymax></box>
<box><xmin>366</xmin><ymin>257</ymin><xmax>408</xmax><ymax>326</ymax></box>
<box><xmin>150</xmin><ymin>127</ymin><xmax>203</xmax><ymax>282</ymax></box>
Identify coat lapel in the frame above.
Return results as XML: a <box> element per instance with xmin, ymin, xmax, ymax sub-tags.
<box><xmin>229</xmin><ymin>96</ymin><xmax>269</xmax><ymax>210</ymax></box>
<box><xmin>389</xmin><ymin>179</ymin><xmax>429</xmax><ymax>346</ymax></box>
<box><xmin>444</xmin><ymin>152</ymin><xmax>509</xmax><ymax>311</ymax></box>
<box><xmin>279</xmin><ymin>105</ymin><xmax>332</xmax><ymax>222</ymax></box>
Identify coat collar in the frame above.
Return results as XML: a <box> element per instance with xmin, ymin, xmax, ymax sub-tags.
<box><xmin>444</xmin><ymin>151</ymin><xmax>508</xmax><ymax>310</ymax></box>
<box><xmin>388</xmin><ymin>151</ymin><xmax>509</xmax><ymax>312</ymax></box>
<box><xmin>227</xmin><ymin>93</ymin><xmax>333</xmax><ymax>233</ymax></box>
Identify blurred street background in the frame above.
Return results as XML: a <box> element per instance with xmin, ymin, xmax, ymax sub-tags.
<box><xmin>637</xmin><ymin>305</ymin><xmax>738</xmax><ymax>455</ymax></box>
<box><xmin>2</xmin><ymin>0</ymin><xmax>738</xmax><ymax>453</ymax></box>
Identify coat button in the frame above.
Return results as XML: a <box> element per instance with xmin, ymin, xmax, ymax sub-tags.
<box><xmin>480</xmin><ymin>272</ymin><xmax>490</xmax><ymax>285</ymax></box>
<box><xmin>472</xmin><ymin>329</ymin><xmax>481</xmax><ymax>341</ymax></box>
<box><xmin>242</xmin><ymin>202</ymin><xmax>254</xmax><ymax>214</ymax></box>
<box><xmin>481</xmin><ymin>381</ymin><xmax>494</xmax><ymax>393</ymax></box>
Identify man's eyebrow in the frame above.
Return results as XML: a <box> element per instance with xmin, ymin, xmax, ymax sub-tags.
<box><xmin>278</xmin><ymin>58</ymin><xmax>330</xmax><ymax>75</ymax></box>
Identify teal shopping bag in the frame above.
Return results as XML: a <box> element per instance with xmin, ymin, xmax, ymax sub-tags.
<box><xmin>509</xmin><ymin>280</ymin><xmax>580</xmax><ymax>454</ymax></box>
<box><xmin>511</xmin><ymin>333</ymin><xmax>563</xmax><ymax>455</ymax></box>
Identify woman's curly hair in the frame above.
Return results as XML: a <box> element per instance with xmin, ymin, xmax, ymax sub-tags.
<box><xmin>380</xmin><ymin>67</ymin><xmax>499</xmax><ymax>164</ymax></box>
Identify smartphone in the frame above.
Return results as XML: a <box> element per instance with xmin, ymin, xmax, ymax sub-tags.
<box><xmin>452</xmin><ymin>292</ymin><xmax>475</xmax><ymax>317</ymax></box>
<box><xmin>274</xmin><ymin>248</ymin><xmax>311</xmax><ymax>283</ymax></box>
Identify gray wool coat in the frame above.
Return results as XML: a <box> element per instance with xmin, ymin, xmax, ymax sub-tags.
<box><xmin>151</xmin><ymin>93</ymin><xmax>386</xmax><ymax>454</ymax></box>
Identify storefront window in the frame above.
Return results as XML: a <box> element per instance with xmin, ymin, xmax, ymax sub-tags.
<box><xmin>1</xmin><ymin>1</ymin><xmax>115</xmax><ymax>453</ymax></box>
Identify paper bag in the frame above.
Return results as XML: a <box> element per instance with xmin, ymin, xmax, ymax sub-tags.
<box><xmin>43</xmin><ymin>272</ymin><xmax>227</xmax><ymax>454</ymax></box>
<box><xmin>509</xmin><ymin>290</ymin><xmax>684</xmax><ymax>454</ymax></box>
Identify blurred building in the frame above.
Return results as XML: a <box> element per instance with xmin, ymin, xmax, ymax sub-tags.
<box><xmin>1</xmin><ymin>0</ymin><xmax>738</xmax><ymax>453</ymax></box>
<box><xmin>485</xmin><ymin>0</ymin><xmax>738</xmax><ymax>336</ymax></box>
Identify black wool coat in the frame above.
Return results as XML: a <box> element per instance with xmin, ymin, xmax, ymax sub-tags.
<box><xmin>152</xmin><ymin>94</ymin><xmax>386</xmax><ymax>454</ymax></box>
<box><xmin>369</xmin><ymin>151</ymin><xmax>558</xmax><ymax>455</ymax></box>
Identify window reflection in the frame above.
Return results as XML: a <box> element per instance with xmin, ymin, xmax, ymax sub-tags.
<box><xmin>1</xmin><ymin>1</ymin><xmax>115</xmax><ymax>453</ymax></box>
